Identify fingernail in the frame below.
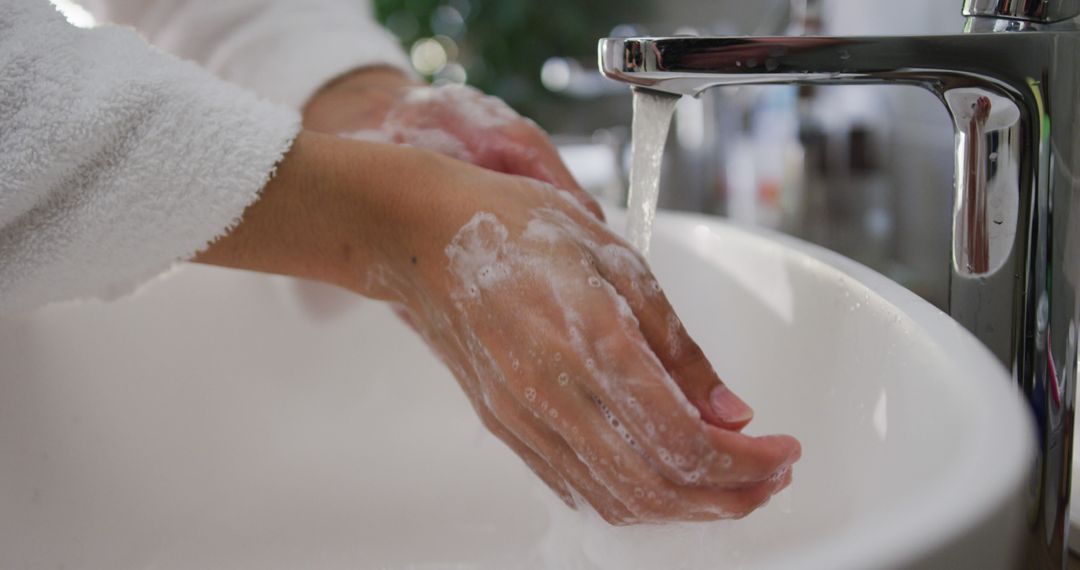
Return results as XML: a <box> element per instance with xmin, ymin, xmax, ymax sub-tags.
<box><xmin>710</xmin><ymin>385</ymin><xmax>753</xmax><ymax>424</ymax></box>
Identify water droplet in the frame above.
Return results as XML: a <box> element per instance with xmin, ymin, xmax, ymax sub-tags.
<box><xmin>588</xmin><ymin>276</ymin><xmax>603</xmax><ymax>288</ymax></box>
<box><xmin>524</xmin><ymin>387</ymin><xmax>537</xmax><ymax>402</ymax></box>
<box><xmin>989</xmin><ymin>152</ymin><xmax>999</xmax><ymax>161</ymax></box>
<box><xmin>557</xmin><ymin>372</ymin><xmax>569</xmax><ymax>386</ymax></box>
<box><xmin>746</xmin><ymin>58</ymin><xmax>759</xmax><ymax>68</ymax></box>
<box><xmin>765</xmin><ymin>58</ymin><xmax>779</xmax><ymax>71</ymax></box>
<box><xmin>839</xmin><ymin>49</ymin><xmax>851</xmax><ymax>61</ymax></box>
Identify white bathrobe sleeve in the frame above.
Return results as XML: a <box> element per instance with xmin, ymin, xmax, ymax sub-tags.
<box><xmin>78</xmin><ymin>0</ymin><xmax>414</xmax><ymax>109</ymax></box>
<box><xmin>0</xmin><ymin>0</ymin><xmax>301</xmax><ymax>313</ymax></box>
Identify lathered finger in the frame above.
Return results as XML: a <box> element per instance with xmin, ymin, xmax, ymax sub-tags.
<box><xmin>542</xmin><ymin>373</ymin><xmax>795</xmax><ymax>522</ymax></box>
<box><xmin>703</xmin><ymin>428</ymin><xmax>802</xmax><ymax>485</ymax></box>
<box><xmin>559</xmin><ymin>275</ymin><xmax>770</xmax><ymax>487</ymax></box>
<box><xmin>582</xmin><ymin>229</ymin><xmax>753</xmax><ymax>431</ymax></box>
<box><xmin>475</xmin><ymin>369</ymin><xmax>639</xmax><ymax>525</ymax></box>
<box><xmin>472</xmin><ymin>406</ymin><xmax>576</xmax><ymax>509</ymax></box>
<box><xmin>516</xmin><ymin>203</ymin><xmax>755</xmax><ymax>433</ymax></box>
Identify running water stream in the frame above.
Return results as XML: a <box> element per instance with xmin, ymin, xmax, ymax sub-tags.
<box><xmin>625</xmin><ymin>89</ymin><xmax>681</xmax><ymax>256</ymax></box>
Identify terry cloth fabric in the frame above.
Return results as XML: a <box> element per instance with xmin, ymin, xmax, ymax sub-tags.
<box><xmin>0</xmin><ymin>0</ymin><xmax>409</xmax><ymax>313</ymax></box>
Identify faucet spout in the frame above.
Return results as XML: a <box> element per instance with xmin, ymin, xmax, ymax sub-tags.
<box><xmin>600</xmin><ymin>34</ymin><xmax>1051</xmax><ymax>96</ymax></box>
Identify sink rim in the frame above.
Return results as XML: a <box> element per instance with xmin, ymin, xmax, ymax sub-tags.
<box><xmin>3</xmin><ymin>207</ymin><xmax>1036</xmax><ymax>569</ymax></box>
<box><xmin>644</xmin><ymin>209</ymin><xmax>1034</xmax><ymax>568</ymax></box>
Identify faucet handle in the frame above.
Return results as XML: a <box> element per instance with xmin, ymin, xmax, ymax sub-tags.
<box><xmin>963</xmin><ymin>0</ymin><xmax>1080</xmax><ymax>23</ymax></box>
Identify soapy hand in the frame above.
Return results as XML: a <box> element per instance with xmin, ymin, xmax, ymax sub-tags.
<box><xmin>298</xmin><ymin>69</ymin><xmax>803</xmax><ymax>521</ymax></box>
<box><xmin>206</xmin><ymin>112</ymin><xmax>801</xmax><ymax>523</ymax></box>
<box><xmin>302</xmin><ymin>66</ymin><xmax>605</xmax><ymax>220</ymax></box>
<box><xmin>334</xmin><ymin>147</ymin><xmax>801</xmax><ymax>524</ymax></box>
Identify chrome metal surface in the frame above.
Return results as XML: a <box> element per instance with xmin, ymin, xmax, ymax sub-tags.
<box><xmin>599</xmin><ymin>11</ymin><xmax>1080</xmax><ymax>569</ymax></box>
<box><xmin>963</xmin><ymin>0</ymin><xmax>1080</xmax><ymax>23</ymax></box>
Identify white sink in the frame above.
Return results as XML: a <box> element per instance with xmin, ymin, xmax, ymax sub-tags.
<box><xmin>0</xmin><ymin>208</ymin><xmax>1033</xmax><ymax>569</ymax></box>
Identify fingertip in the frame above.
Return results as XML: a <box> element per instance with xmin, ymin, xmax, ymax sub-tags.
<box><xmin>759</xmin><ymin>434</ymin><xmax>802</xmax><ymax>468</ymax></box>
<box><xmin>708</xmin><ymin>384</ymin><xmax>754</xmax><ymax>429</ymax></box>
<box><xmin>704</xmin><ymin>429</ymin><xmax>802</xmax><ymax>484</ymax></box>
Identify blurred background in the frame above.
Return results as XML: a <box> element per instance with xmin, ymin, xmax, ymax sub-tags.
<box><xmin>50</xmin><ymin>0</ymin><xmax>964</xmax><ymax>310</ymax></box>
<box><xmin>365</xmin><ymin>0</ymin><xmax>965</xmax><ymax>310</ymax></box>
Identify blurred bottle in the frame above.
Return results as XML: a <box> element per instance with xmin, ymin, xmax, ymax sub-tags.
<box><xmin>725</xmin><ymin>0</ymin><xmax>823</xmax><ymax>231</ymax></box>
<box><xmin>752</xmin><ymin>86</ymin><xmax>805</xmax><ymax>231</ymax></box>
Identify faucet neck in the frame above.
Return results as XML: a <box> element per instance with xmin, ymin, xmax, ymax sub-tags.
<box><xmin>962</xmin><ymin>0</ymin><xmax>1080</xmax><ymax>23</ymax></box>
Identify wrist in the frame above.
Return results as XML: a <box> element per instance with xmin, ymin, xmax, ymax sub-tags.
<box><xmin>193</xmin><ymin>131</ymin><xmax>352</xmax><ymax>284</ymax></box>
<box><xmin>195</xmin><ymin>129</ymin><xmax>475</xmax><ymax>300</ymax></box>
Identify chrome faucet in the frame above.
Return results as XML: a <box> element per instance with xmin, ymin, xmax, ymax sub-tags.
<box><xmin>601</xmin><ymin>1</ymin><xmax>1080</xmax><ymax>567</ymax></box>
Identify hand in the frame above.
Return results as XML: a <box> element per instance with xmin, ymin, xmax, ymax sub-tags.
<box><xmin>196</xmin><ymin>133</ymin><xmax>801</xmax><ymax>524</ymax></box>
<box><xmin>302</xmin><ymin>67</ymin><xmax>604</xmax><ymax>220</ymax></box>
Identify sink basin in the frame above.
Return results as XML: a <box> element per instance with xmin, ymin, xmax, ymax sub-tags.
<box><xmin>0</xmin><ymin>208</ymin><xmax>1033</xmax><ymax>569</ymax></box>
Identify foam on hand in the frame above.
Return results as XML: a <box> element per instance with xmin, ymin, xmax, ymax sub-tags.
<box><xmin>340</xmin><ymin>84</ymin><xmax>522</xmax><ymax>162</ymax></box>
